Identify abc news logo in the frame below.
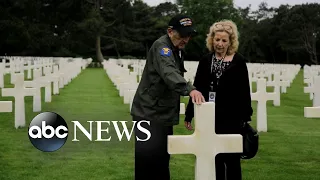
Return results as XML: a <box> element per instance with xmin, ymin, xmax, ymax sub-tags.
<box><xmin>28</xmin><ymin>112</ymin><xmax>151</xmax><ymax>152</ymax></box>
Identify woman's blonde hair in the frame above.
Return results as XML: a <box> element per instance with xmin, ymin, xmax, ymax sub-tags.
<box><xmin>205</xmin><ymin>19</ymin><xmax>239</xmax><ymax>55</ymax></box>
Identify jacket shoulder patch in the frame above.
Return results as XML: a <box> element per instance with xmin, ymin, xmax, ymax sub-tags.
<box><xmin>160</xmin><ymin>47</ymin><xmax>171</xmax><ymax>57</ymax></box>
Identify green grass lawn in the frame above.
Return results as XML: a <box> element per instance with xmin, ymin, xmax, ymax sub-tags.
<box><xmin>0</xmin><ymin>68</ymin><xmax>319</xmax><ymax>180</ymax></box>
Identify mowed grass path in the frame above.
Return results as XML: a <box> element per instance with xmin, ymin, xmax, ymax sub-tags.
<box><xmin>0</xmin><ymin>68</ymin><xmax>320</xmax><ymax>180</ymax></box>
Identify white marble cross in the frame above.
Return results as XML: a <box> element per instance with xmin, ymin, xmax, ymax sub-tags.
<box><xmin>123</xmin><ymin>84</ymin><xmax>138</xmax><ymax>104</ymax></box>
<box><xmin>129</xmin><ymin>90</ymin><xmax>136</xmax><ymax>111</ymax></box>
<box><xmin>38</xmin><ymin>75</ymin><xmax>53</xmax><ymax>103</ymax></box>
<box><xmin>266</xmin><ymin>72</ymin><xmax>281</xmax><ymax>106</ymax></box>
<box><xmin>180</xmin><ymin>103</ymin><xmax>185</xmax><ymax>114</ymax></box>
<box><xmin>251</xmin><ymin>78</ymin><xmax>276</xmax><ymax>132</ymax></box>
<box><xmin>304</xmin><ymin>77</ymin><xmax>314</xmax><ymax>100</ymax></box>
<box><xmin>304</xmin><ymin>76</ymin><xmax>320</xmax><ymax>118</ymax></box>
<box><xmin>304</xmin><ymin>76</ymin><xmax>320</xmax><ymax>107</ymax></box>
<box><xmin>312</xmin><ymin>76</ymin><xmax>320</xmax><ymax>107</ymax></box>
<box><xmin>280</xmin><ymin>79</ymin><xmax>289</xmax><ymax>94</ymax></box>
<box><xmin>52</xmin><ymin>65</ymin><xmax>60</xmax><ymax>95</ymax></box>
<box><xmin>0</xmin><ymin>61</ymin><xmax>4</xmax><ymax>88</ymax></box>
<box><xmin>26</xmin><ymin>60</ymin><xmax>33</xmax><ymax>79</ymax></box>
<box><xmin>23</xmin><ymin>68</ymin><xmax>46</xmax><ymax>112</ymax></box>
<box><xmin>35</xmin><ymin>67</ymin><xmax>53</xmax><ymax>103</ymax></box>
<box><xmin>168</xmin><ymin>102</ymin><xmax>243</xmax><ymax>180</ymax></box>
<box><xmin>1</xmin><ymin>73</ymin><xmax>36</xmax><ymax>128</ymax></box>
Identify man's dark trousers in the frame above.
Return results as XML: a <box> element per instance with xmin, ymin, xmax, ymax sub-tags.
<box><xmin>133</xmin><ymin>117</ymin><xmax>173</xmax><ymax>180</ymax></box>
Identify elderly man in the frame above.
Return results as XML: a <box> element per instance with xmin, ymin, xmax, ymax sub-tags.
<box><xmin>131</xmin><ymin>14</ymin><xmax>205</xmax><ymax>180</ymax></box>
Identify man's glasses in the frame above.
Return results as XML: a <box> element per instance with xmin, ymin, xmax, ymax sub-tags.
<box><xmin>214</xmin><ymin>24</ymin><xmax>233</xmax><ymax>34</ymax></box>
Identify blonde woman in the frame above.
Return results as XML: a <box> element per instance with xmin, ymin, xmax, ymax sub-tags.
<box><xmin>184</xmin><ymin>20</ymin><xmax>253</xmax><ymax>180</ymax></box>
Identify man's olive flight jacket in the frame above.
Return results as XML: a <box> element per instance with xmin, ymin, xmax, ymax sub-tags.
<box><xmin>130</xmin><ymin>34</ymin><xmax>195</xmax><ymax>126</ymax></box>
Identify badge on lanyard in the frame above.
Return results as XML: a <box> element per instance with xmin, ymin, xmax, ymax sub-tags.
<box><xmin>209</xmin><ymin>92</ymin><xmax>216</xmax><ymax>102</ymax></box>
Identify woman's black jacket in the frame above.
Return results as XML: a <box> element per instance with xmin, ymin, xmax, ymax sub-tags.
<box><xmin>184</xmin><ymin>52</ymin><xmax>253</xmax><ymax>134</ymax></box>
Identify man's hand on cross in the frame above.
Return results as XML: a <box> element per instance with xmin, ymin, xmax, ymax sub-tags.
<box><xmin>189</xmin><ymin>90</ymin><xmax>205</xmax><ymax>105</ymax></box>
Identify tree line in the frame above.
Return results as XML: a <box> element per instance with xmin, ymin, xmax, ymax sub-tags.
<box><xmin>0</xmin><ymin>0</ymin><xmax>319</xmax><ymax>65</ymax></box>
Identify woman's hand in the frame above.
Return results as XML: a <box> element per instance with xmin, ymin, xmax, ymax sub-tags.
<box><xmin>185</xmin><ymin>121</ymin><xmax>193</xmax><ymax>131</ymax></box>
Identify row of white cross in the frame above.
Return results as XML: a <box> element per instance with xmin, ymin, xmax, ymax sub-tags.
<box><xmin>0</xmin><ymin>57</ymin><xmax>92</xmax><ymax>128</ymax></box>
<box><xmin>104</xmin><ymin>59</ymin><xmax>320</xmax><ymax>131</ymax></box>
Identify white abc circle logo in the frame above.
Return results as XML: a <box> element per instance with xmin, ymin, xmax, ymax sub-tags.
<box><xmin>28</xmin><ymin>112</ymin><xmax>68</xmax><ymax>152</ymax></box>
<box><xmin>29</xmin><ymin>121</ymin><xmax>68</xmax><ymax>139</ymax></box>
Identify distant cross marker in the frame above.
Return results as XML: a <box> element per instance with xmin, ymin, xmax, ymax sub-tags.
<box><xmin>1</xmin><ymin>73</ymin><xmax>36</xmax><ymax>128</ymax></box>
<box><xmin>251</xmin><ymin>78</ymin><xmax>276</xmax><ymax>132</ymax></box>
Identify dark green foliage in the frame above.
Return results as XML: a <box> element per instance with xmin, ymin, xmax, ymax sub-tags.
<box><xmin>0</xmin><ymin>0</ymin><xmax>319</xmax><ymax>64</ymax></box>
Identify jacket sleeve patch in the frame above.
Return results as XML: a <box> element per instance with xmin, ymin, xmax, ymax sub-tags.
<box><xmin>160</xmin><ymin>47</ymin><xmax>171</xmax><ymax>57</ymax></box>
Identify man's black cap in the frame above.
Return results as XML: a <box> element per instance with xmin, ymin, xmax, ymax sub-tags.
<box><xmin>168</xmin><ymin>14</ymin><xmax>197</xmax><ymax>37</ymax></box>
